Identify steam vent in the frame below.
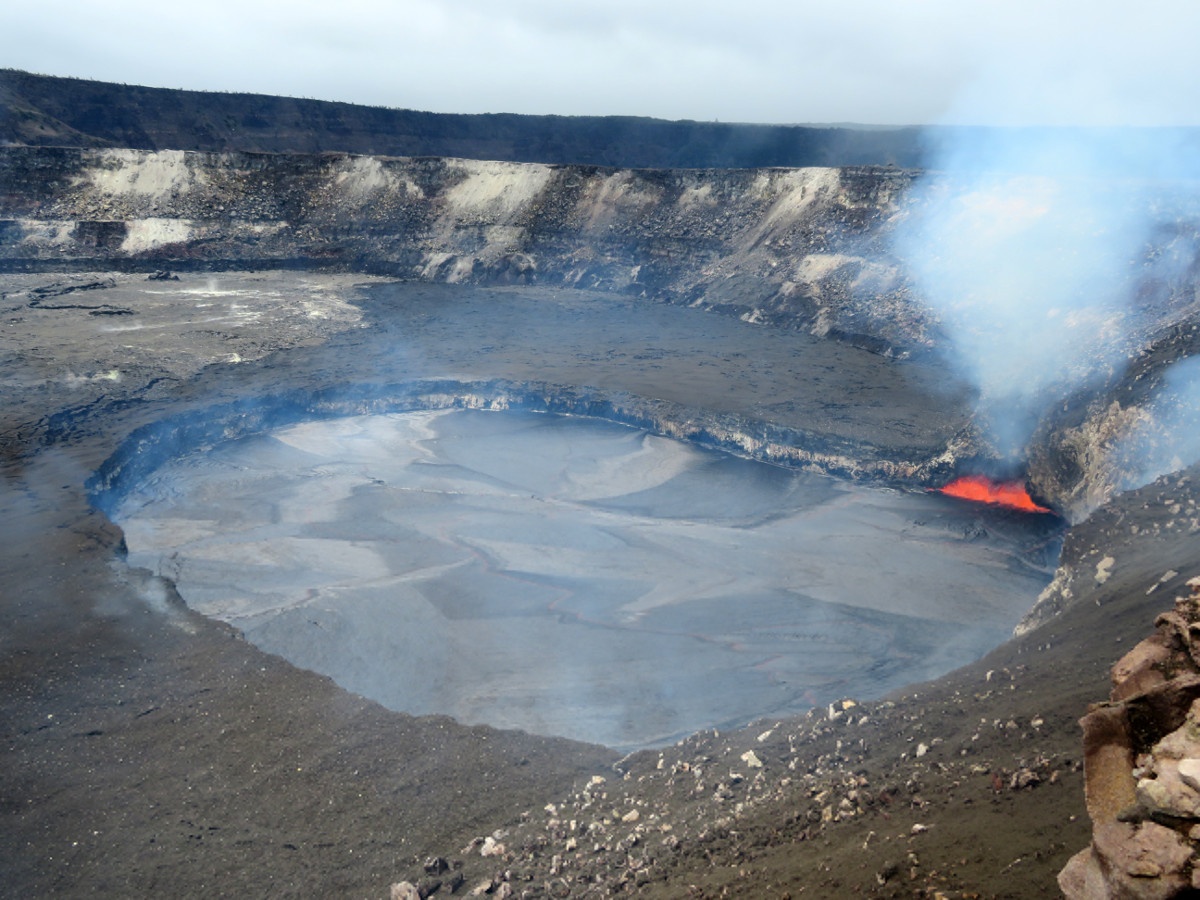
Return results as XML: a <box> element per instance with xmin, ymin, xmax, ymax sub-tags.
<box><xmin>4</xmin><ymin>71</ymin><xmax>1200</xmax><ymax>898</ymax></box>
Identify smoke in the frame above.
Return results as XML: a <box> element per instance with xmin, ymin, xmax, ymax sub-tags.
<box><xmin>893</xmin><ymin>119</ymin><xmax>1200</xmax><ymax>467</ymax></box>
<box><xmin>1115</xmin><ymin>354</ymin><xmax>1200</xmax><ymax>489</ymax></box>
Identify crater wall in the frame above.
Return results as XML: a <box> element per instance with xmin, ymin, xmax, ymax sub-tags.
<box><xmin>0</xmin><ymin>147</ymin><xmax>924</xmax><ymax>355</ymax></box>
<box><xmin>4</xmin><ymin>146</ymin><xmax>1200</xmax><ymax>527</ymax></box>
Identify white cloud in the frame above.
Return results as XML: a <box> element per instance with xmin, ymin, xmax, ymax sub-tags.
<box><xmin>4</xmin><ymin>0</ymin><xmax>1200</xmax><ymax>125</ymax></box>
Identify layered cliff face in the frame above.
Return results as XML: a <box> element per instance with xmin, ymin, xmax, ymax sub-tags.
<box><xmin>0</xmin><ymin>148</ymin><xmax>921</xmax><ymax>353</ymax></box>
<box><xmin>4</xmin><ymin>146</ymin><xmax>1200</xmax><ymax>523</ymax></box>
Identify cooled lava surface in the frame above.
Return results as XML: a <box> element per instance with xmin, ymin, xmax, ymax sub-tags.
<box><xmin>107</xmin><ymin>407</ymin><xmax>1058</xmax><ymax>749</ymax></box>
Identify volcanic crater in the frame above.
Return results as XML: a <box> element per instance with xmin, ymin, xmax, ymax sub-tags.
<box><xmin>89</xmin><ymin>305</ymin><xmax>1063</xmax><ymax>750</ymax></box>
<box><xmin>5</xmin><ymin>81</ymin><xmax>1200</xmax><ymax>899</ymax></box>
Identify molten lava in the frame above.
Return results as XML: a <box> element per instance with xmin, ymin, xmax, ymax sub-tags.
<box><xmin>937</xmin><ymin>475</ymin><xmax>1052</xmax><ymax>513</ymax></box>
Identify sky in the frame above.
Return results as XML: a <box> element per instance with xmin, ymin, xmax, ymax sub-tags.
<box><xmin>5</xmin><ymin>0</ymin><xmax>1200</xmax><ymax>126</ymax></box>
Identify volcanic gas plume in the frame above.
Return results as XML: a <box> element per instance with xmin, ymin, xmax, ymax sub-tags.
<box><xmin>894</xmin><ymin>128</ymin><xmax>1200</xmax><ymax>499</ymax></box>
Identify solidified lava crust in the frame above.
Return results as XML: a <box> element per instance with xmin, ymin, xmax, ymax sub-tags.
<box><xmin>86</xmin><ymin>378</ymin><xmax>950</xmax><ymax>518</ymax></box>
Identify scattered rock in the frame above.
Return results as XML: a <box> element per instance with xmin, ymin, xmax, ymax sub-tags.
<box><xmin>1010</xmin><ymin>768</ymin><xmax>1041</xmax><ymax>790</ymax></box>
<box><xmin>467</xmin><ymin>880</ymin><xmax>492</xmax><ymax>897</ymax></box>
<box><xmin>423</xmin><ymin>857</ymin><xmax>450</xmax><ymax>876</ymax></box>
<box><xmin>741</xmin><ymin>750</ymin><xmax>763</xmax><ymax>768</ymax></box>
<box><xmin>827</xmin><ymin>698</ymin><xmax>857</xmax><ymax>720</ymax></box>
<box><xmin>479</xmin><ymin>835</ymin><xmax>506</xmax><ymax>858</ymax></box>
<box><xmin>1147</xmin><ymin>571</ymin><xmax>1180</xmax><ymax>595</ymax></box>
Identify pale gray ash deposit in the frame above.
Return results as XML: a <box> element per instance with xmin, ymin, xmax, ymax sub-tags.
<box><xmin>5</xmin><ymin>77</ymin><xmax>1200</xmax><ymax>900</ymax></box>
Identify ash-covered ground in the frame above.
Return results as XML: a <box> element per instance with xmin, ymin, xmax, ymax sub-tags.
<box><xmin>1</xmin><ymin>270</ymin><xmax>1198</xmax><ymax>899</ymax></box>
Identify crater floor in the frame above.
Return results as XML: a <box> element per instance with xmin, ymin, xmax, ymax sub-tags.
<box><xmin>114</xmin><ymin>408</ymin><xmax>1059</xmax><ymax>749</ymax></box>
<box><xmin>1</xmin><ymin>270</ymin><xmax>1104</xmax><ymax>899</ymax></box>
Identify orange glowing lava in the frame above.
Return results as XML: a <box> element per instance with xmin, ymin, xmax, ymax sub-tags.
<box><xmin>937</xmin><ymin>475</ymin><xmax>1052</xmax><ymax>513</ymax></box>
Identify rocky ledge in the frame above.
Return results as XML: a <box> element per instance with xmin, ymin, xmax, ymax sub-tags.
<box><xmin>1062</xmin><ymin>576</ymin><xmax>1200</xmax><ymax>898</ymax></box>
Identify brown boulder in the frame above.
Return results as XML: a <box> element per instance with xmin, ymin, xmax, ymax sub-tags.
<box><xmin>1061</xmin><ymin>578</ymin><xmax>1200</xmax><ymax>900</ymax></box>
<box><xmin>1111</xmin><ymin>633</ymin><xmax>1173</xmax><ymax>702</ymax></box>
